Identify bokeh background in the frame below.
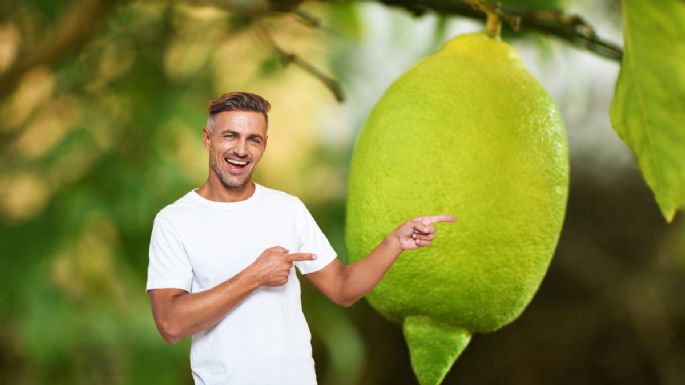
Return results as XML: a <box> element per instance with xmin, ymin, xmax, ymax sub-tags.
<box><xmin>1</xmin><ymin>1</ymin><xmax>683</xmax><ymax>384</ymax></box>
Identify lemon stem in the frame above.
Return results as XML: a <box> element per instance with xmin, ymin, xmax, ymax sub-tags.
<box><xmin>467</xmin><ymin>0</ymin><xmax>502</xmax><ymax>39</ymax></box>
<box><xmin>485</xmin><ymin>9</ymin><xmax>501</xmax><ymax>39</ymax></box>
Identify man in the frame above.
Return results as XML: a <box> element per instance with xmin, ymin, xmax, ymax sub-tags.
<box><xmin>147</xmin><ymin>91</ymin><xmax>455</xmax><ymax>385</ymax></box>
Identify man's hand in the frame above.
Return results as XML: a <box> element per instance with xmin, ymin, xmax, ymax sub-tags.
<box><xmin>390</xmin><ymin>215</ymin><xmax>457</xmax><ymax>251</ymax></box>
<box><xmin>248</xmin><ymin>246</ymin><xmax>317</xmax><ymax>286</ymax></box>
<box><xmin>305</xmin><ymin>214</ymin><xmax>456</xmax><ymax>307</ymax></box>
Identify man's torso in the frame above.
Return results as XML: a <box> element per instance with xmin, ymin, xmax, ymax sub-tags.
<box><xmin>149</xmin><ymin>184</ymin><xmax>330</xmax><ymax>385</ymax></box>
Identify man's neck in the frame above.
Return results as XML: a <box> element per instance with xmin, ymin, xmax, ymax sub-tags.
<box><xmin>196</xmin><ymin>179</ymin><xmax>256</xmax><ymax>203</ymax></box>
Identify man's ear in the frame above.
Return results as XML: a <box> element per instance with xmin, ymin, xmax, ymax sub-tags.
<box><xmin>202</xmin><ymin>128</ymin><xmax>211</xmax><ymax>150</ymax></box>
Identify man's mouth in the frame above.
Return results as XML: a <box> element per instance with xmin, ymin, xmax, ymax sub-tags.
<box><xmin>225</xmin><ymin>157</ymin><xmax>250</xmax><ymax>173</ymax></box>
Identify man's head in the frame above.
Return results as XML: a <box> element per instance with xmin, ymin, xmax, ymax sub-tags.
<box><xmin>203</xmin><ymin>92</ymin><xmax>271</xmax><ymax>190</ymax></box>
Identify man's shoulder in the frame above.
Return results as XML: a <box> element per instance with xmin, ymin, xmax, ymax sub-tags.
<box><xmin>257</xmin><ymin>183</ymin><xmax>303</xmax><ymax>206</ymax></box>
<box><xmin>155</xmin><ymin>191</ymin><xmax>195</xmax><ymax>222</ymax></box>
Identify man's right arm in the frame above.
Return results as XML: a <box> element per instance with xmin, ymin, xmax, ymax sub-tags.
<box><xmin>148</xmin><ymin>246</ymin><xmax>316</xmax><ymax>344</ymax></box>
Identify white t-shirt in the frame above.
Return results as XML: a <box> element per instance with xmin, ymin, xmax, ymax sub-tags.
<box><xmin>146</xmin><ymin>183</ymin><xmax>337</xmax><ymax>385</ymax></box>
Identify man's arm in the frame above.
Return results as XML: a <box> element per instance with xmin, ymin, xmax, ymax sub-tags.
<box><xmin>305</xmin><ymin>215</ymin><xmax>455</xmax><ymax>307</ymax></box>
<box><xmin>148</xmin><ymin>246</ymin><xmax>316</xmax><ymax>344</ymax></box>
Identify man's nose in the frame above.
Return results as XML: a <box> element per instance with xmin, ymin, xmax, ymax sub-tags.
<box><xmin>233</xmin><ymin>140</ymin><xmax>248</xmax><ymax>157</ymax></box>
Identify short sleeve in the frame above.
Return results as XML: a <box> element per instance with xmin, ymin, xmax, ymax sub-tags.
<box><xmin>146</xmin><ymin>215</ymin><xmax>193</xmax><ymax>292</ymax></box>
<box><xmin>293</xmin><ymin>199</ymin><xmax>337</xmax><ymax>275</ymax></box>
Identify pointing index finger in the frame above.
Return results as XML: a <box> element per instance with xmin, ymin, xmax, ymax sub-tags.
<box><xmin>419</xmin><ymin>215</ymin><xmax>457</xmax><ymax>225</ymax></box>
<box><xmin>287</xmin><ymin>253</ymin><xmax>317</xmax><ymax>262</ymax></box>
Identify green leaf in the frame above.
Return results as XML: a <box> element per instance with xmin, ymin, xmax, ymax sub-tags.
<box><xmin>610</xmin><ymin>0</ymin><xmax>685</xmax><ymax>222</ymax></box>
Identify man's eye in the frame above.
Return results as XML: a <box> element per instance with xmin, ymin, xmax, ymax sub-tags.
<box><xmin>251</xmin><ymin>138</ymin><xmax>261</xmax><ymax>144</ymax></box>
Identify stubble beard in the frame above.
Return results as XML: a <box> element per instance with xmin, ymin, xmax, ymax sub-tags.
<box><xmin>210</xmin><ymin>156</ymin><xmax>251</xmax><ymax>191</ymax></box>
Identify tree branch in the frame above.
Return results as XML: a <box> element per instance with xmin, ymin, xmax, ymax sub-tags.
<box><xmin>373</xmin><ymin>0</ymin><xmax>623</xmax><ymax>62</ymax></box>
<box><xmin>254</xmin><ymin>23</ymin><xmax>345</xmax><ymax>101</ymax></box>
<box><xmin>252</xmin><ymin>0</ymin><xmax>623</xmax><ymax>100</ymax></box>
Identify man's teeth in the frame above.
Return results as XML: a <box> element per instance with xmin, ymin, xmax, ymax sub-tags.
<box><xmin>226</xmin><ymin>159</ymin><xmax>248</xmax><ymax>166</ymax></box>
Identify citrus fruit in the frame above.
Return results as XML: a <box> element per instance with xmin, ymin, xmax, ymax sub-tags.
<box><xmin>345</xmin><ymin>32</ymin><xmax>569</xmax><ymax>385</ymax></box>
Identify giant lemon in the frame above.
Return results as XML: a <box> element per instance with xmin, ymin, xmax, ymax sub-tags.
<box><xmin>346</xmin><ymin>33</ymin><xmax>569</xmax><ymax>385</ymax></box>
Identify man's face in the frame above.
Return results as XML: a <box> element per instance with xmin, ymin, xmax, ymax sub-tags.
<box><xmin>203</xmin><ymin>110</ymin><xmax>268</xmax><ymax>189</ymax></box>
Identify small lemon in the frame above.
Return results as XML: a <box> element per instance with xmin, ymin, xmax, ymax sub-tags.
<box><xmin>346</xmin><ymin>33</ymin><xmax>569</xmax><ymax>385</ymax></box>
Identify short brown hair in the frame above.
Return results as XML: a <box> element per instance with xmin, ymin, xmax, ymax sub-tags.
<box><xmin>207</xmin><ymin>92</ymin><xmax>271</xmax><ymax>132</ymax></box>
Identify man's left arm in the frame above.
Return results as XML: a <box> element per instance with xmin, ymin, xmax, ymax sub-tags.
<box><xmin>305</xmin><ymin>215</ymin><xmax>455</xmax><ymax>307</ymax></box>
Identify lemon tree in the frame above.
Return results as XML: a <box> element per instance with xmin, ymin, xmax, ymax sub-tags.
<box><xmin>346</xmin><ymin>32</ymin><xmax>569</xmax><ymax>385</ymax></box>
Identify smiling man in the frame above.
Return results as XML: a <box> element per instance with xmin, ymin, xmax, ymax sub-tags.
<box><xmin>146</xmin><ymin>91</ymin><xmax>455</xmax><ymax>385</ymax></box>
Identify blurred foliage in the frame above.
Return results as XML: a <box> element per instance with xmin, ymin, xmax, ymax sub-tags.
<box><xmin>0</xmin><ymin>1</ymin><xmax>684</xmax><ymax>385</ymax></box>
<box><xmin>1</xmin><ymin>1</ymin><xmax>349</xmax><ymax>383</ymax></box>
